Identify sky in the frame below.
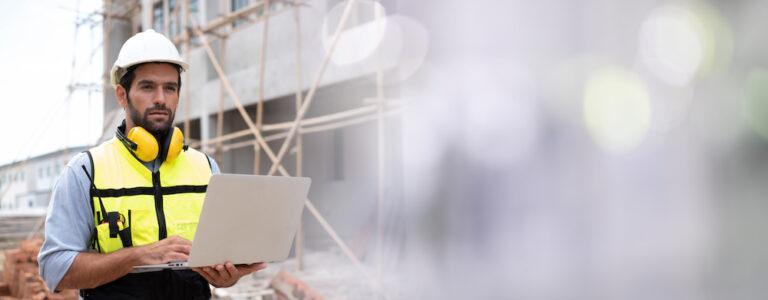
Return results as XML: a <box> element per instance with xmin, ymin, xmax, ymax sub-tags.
<box><xmin>0</xmin><ymin>0</ymin><xmax>103</xmax><ymax>166</ymax></box>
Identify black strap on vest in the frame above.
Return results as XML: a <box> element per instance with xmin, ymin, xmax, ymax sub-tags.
<box><xmin>81</xmin><ymin>165</ymin><xmax>107</xmax><ymax>223</ymax></box>
<box><xmin>90</xmin><ymin>185</ymin><xmax>207</xmax><ymax>198</ymax></box>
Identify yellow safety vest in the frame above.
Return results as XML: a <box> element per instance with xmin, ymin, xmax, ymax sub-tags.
<box><xmin>85</xmin><ymin>138</ymin><xmax>212</xmax><ymax>254</ymax></box>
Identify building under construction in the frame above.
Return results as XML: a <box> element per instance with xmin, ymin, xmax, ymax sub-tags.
<box><xmin>0</xmin><ymin>0</ymin><xmax>411</xmax><ymax>298</ymax></box>
<box><xmin>100</xmin><ymin>0</ymin><xmax>403</xmax><ymax>298</ymax></box>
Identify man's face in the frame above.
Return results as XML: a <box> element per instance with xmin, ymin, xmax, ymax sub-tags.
<box><xmin>117</xmin><ymin>63</ymin><xmax>179</xmax><ymax>135</ymax></box>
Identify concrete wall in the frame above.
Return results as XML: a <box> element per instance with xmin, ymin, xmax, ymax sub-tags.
<box><xmin>178</xmin><ymin>0</ymin><xmax>400</xmax><ymax>122</ymax></box>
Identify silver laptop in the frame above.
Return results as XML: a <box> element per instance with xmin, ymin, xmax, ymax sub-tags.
<box><xmin>133</xmin><ymin>174</ymin><xmax>310</xmax><ymax>272</ymax></box>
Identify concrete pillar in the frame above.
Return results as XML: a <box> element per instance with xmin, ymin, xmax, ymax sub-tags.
<box><xmin>141</xmin><ymin>0</ymin><xmax>153</xmax><ymax>31</ymax></box>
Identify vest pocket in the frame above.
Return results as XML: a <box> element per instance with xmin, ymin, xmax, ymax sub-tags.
<box><xmin>169</xmin><ymin>217</ymin><xmax>199</xmax><ymax>242</ymax></box>
<box><xmin>96</xmin><ymin>210</ymin><xmax>132</xmax><ymax>253</ymax></box>
<box><xmin>164</xmin><ymin>194</ymin><xmax>204</xmax><ymax>242</ymax></box>
<box><xmin>96</xmin><ymin>222</ymin><xmax>123</xmax><ymax>253</ymax></box>
<box><xmin>127</xmin><ymin>209</ymin><xmax>155</xmax><ymax>246</ymax></box>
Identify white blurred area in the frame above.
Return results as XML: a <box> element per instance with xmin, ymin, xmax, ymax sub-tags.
<box><xmin>0</xmin><ymin>0</ymin><xmax>103</xmax><ymax>165</ymax></box>
<box><xmin>385</xmin><ymin>0</ymin><xmax>768</xmax><ymax>299</ymax></box>
<box><xmin>322</xmin><ymin>0</ymin><xmax>429</xmax><ymax>85</ymax></box>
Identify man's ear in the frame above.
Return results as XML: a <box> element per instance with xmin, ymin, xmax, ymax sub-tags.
<box><xmin>115</xmin><ymin>84</ymin><xmax>128</xmax><ymax>109</ymax></box>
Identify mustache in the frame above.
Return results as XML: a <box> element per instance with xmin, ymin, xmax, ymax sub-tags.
<box><xmin>144</xmin><ymin>105</ymin><xmax>172</xmax><ymax>115</ymax></box>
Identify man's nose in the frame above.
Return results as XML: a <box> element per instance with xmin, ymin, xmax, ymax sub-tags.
<box><xmin>152</xmin><ymin>86</ymin><xmax>167</xmax><ymax>104</ymax></box>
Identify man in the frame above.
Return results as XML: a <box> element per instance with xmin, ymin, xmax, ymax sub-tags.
<box><xmin>39</xmin><ymin>29</ymin><xmax>265</xmax><ymax>299</ymax></box>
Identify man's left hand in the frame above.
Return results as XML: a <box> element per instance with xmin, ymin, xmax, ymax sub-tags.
<box><xmin>192</xmin><ymin>262</ymin><xmax>267</xmax><ymax>288</ymax></box>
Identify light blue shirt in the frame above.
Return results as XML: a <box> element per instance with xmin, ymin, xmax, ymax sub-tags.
<box><xmin>38</xmin><ymin>150</ymin><xmax>220</xmax><ymax>290</ymax></box>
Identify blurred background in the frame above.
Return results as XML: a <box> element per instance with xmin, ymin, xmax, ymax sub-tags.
<box><xmin>2</xmin><ymin>0</ymin><xmax>768</xmax><ymax>299</ymax></box>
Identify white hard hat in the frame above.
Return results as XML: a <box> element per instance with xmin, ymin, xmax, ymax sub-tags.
<box><xmin>110</xmin><ymin>29</ymin><xmax>189</xmax><ymax>88</ymax></box>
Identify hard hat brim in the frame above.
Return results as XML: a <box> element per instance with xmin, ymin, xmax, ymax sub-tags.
<box><xmin>110</xmin><ymin>59</ymin><xmax>189</xmax><ymax>88</ymax></box>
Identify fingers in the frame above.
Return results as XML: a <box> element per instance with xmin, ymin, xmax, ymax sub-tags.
<box><xmin>194</xmin><ymin>262</ymin><xmax>268</xmax><ymax>288</ymax></box>
<box><xmin>225</xmin><ymin>263</ymin><xmax>238</xmax><ymax>278</ymax></box>
<box><xmin>254</xmin><ymin>262</ymin><xmax>267</xmax><ymax>270</ymax></box>
<box><xmin>164</xmin><ymin>235</ymin><xmax>192</xmax><ymax>246</ymax></box>
<box><xmin>163</xmin><ymin>252</ymin><xmax>189</xmax><ymax>262</ymax></box>
<box><xmin>154</xmin><ymin>236</ymin><xmax>192</xmax><ymax>261</ymax></box>
<box><xmin>134</xmin><ymin>239</ymin><xmax>191</xmax><ymax>265</ymax></box>
<box><xmin>238</xmin><ymin>262</ymin><xmax>267</xmax><ymax>273</ymax></box>
<box><xmin>169</xmin><ymin>244</ymin><xmax>191</xmax><ymax>255</ymax></box>
<box><xmin>193</xmin><ymin>267</ymin><xmax>215</xmax><ymax>283</ymax></box>
<box><xmin>215</xmin><ymin>264</ymin><xmax>233</xmax><ymax>279</ymax></box>
<box><xmin>154</xmin><ymin>242</ymin><xmax>190</xmax><ymax>262</ymax></box>
<box><xmin>195</xmin><ymin>265</ymin><xmax>235</xmax><ymax>288</ymax></box>
<box><xmin>201</xmin><ymin>267</ymin><xmax>220</xmax><ymax>280</ymax></box>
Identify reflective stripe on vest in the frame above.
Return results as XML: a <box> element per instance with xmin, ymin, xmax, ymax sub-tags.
<box><xmin>87</xmin><ymin>138</ymin><xmax>212</xmax><ymax>254</ymax></box>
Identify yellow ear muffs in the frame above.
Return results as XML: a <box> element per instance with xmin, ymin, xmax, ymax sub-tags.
<box><xmin>165</xmin><ymin>127</ymin><xmax>184</xmax><ymax>162</ymax></box>
<box><xmin>126</xmin><ymin>127</ymin><xmax>159</xmax><ymax>162</ymax></box>
<box><xmin>121</xmin><ymin>126</ymin><xmax>185</xmax><ymax>162</ymax></box>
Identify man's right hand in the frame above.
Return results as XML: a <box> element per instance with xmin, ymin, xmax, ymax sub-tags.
<box><xmin>58</xmin><ymin>235</ymin><xmax>192</xmax><ymax>290</ymax></box>
<box><xmin>134</xmin><ymin>235</ymin><xmax>192</xmax><ymax>265</ymax></box>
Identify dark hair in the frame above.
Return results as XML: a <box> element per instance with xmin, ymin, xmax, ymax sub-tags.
<box><xmin>119</xmin><ymin>62</ymin><xmax>182</xmax><ymax>94</ymax></box>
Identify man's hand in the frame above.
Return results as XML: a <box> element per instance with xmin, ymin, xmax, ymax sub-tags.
<box><xmin>192</xmin><ymin>262</ymin><xmax>267</xmax><ymax>288</ymax></box>
<box><xmin>135</xmin><ymin>235</ymin><xmax>192</xmax><ymax>265</ymax></box>
<box><xmin>57</xmin><ymin>235</ymin><xmax>193</xmax><ymax>289</ymax></box>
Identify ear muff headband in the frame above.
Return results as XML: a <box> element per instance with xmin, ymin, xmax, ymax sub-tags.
<box><xmin>118</xmin><ymin>126</ymin><xmax>185</xmax><ymax>162</ymax></box>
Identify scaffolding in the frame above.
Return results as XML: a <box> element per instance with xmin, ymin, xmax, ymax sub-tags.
<box><xmin>102</xmin><ymin>0</ymin><xmax>401</xmax><ymax>294</ymax></box>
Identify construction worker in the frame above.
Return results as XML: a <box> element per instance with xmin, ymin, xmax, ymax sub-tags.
<box><xmin>38</xmin><ymin>29</ymin><xmax>266</xmax><ymax>299</ymax></box>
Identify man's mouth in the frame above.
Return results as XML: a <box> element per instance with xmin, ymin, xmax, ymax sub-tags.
<box><xmin>148</xmin><ymin>110</ymin><xmax>168</xmax><ymax>116</ymax></box>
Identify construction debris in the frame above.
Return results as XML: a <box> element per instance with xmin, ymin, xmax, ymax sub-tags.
<box><xmin>214</xmin><ymin>250</ymin><xmax>376</xmax><ymax>300</ymax></box>
<box><xmin>0</xmin><ymin>238</ymin><xmax>77</xmax><ymax>300</ymax></box>
<box><xmin>269</xmin><ymin>271</ymin><xmax>324</xmax><ymax>300</ymax></box>
<box><xmin>0</xmin><ymin>239</ymin><xmax>359</xmax><ymax>300</ymax></box>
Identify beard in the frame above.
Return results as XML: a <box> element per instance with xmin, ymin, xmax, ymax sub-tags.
<box><xmin>127</xmin><ymin>96</ymin><xmax>175</xmax><ymax>135</ymax></box>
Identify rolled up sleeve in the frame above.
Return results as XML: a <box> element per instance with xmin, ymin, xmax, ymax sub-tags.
<box><xmin>38</xmin><ymin>153</ymin><xmax>95</xmax><ymax>291</ymax></box>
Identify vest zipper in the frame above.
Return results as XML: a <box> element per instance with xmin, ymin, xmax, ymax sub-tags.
<box><xmin>152</xmin><ymin>171</ymin><xmax>168</xmax><ymax>240</ymax></box>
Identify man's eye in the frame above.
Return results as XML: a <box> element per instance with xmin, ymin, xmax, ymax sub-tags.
<box><xmin>165</xmin><ymin>86</ymin><xmax>178</xmax><ymax>92</ymax></box>
<box><xmin>140</xmin><ymin>85</ymin><xmax>152</xmax><ymax>90</ymax></box>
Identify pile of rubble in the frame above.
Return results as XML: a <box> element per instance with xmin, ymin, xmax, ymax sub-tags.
<box><xmin>214</xmin><ymin>250</ymin><xmax>377</xmax><ymax>300</ymax></box>
<box><xmin>0</xmin><ymin>238</ymin><xmax>77</xmax><ymax>300</ymax></box>
<box><xmin>212</xmin><ymin>268</ymin><xmax>326</xmax><ymax>300</ymax></box>
<box><xmin>0</xmin><ymin>239</ymin><xmax>359</xmax><ymax>300</ymax></box>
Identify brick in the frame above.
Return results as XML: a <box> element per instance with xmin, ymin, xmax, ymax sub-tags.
<box><xmin>29</xmin><ymin>291</ymin><xmax>45</xmax><ymax>300</ymax></box>
<box><xmin>0</xmin><ymin>240</ymin><xmax>56</xmax><ymax>299</ymax></box>
<box><xmin>19</xmin><ymin>239</ymin><xmax>43</xmax><ymax>259</ymax></box>
<box><xmin>4</xmin><ymin>261</ymin><xmax>38</xmax><ymax>297</ymax></box>
<box><xmin>3</xmin><ymin>250</ymin><xmax>21</xmax><ymax>264</ymax></box>
<box><xmin>0</xmin><ymin>282</ymin><xmax>9</xmax><ymax>296</ymax></box>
